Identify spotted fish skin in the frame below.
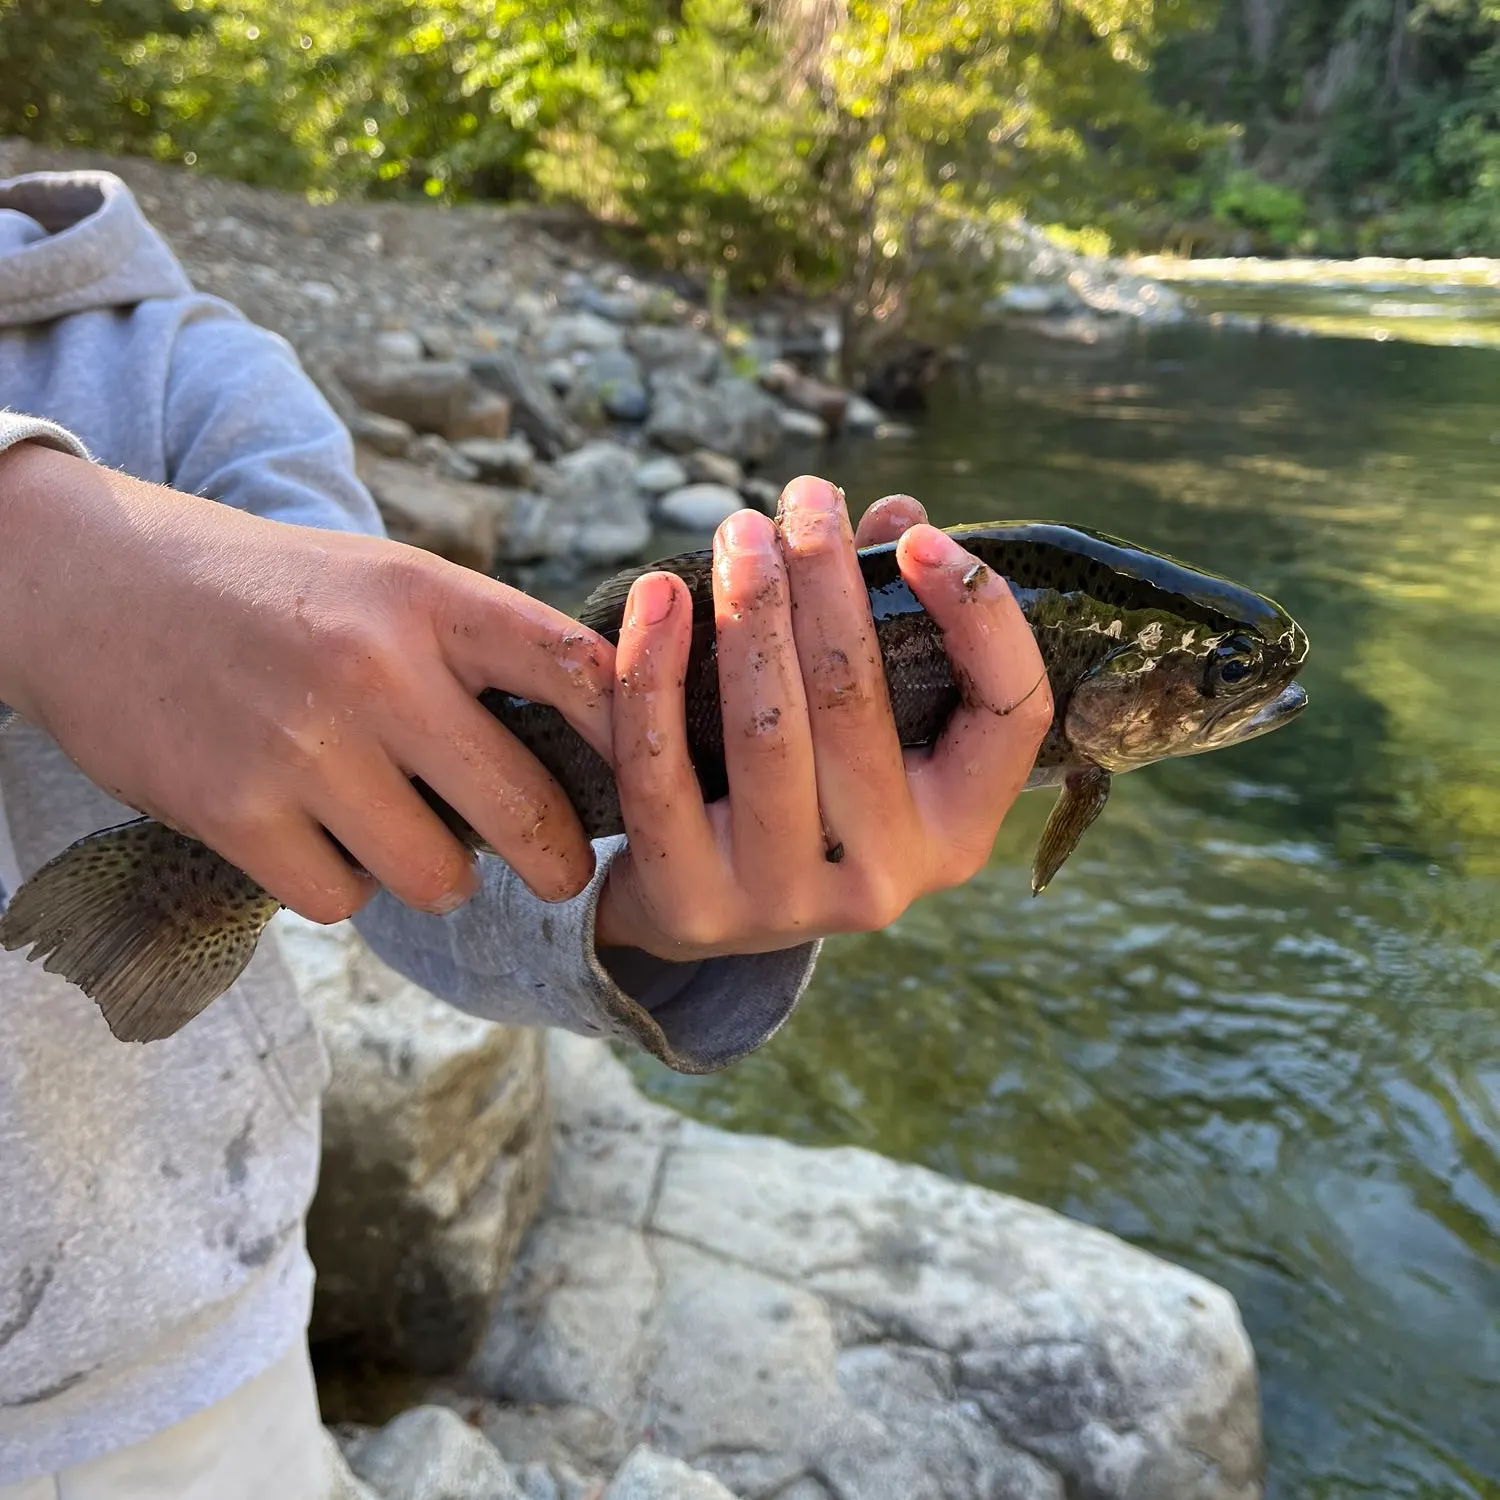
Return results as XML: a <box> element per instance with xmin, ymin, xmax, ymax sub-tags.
<box><xmin>0</xmin><ymin>521</ymin><xmax>1310</xmax><ymax>1044</ymax></box>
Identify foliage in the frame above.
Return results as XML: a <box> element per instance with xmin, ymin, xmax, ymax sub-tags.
<box><xmin>0</xmin><ymin>0</ymin><xmax>1211</xmax><ymax>374</ymax></box>
<box><xmin>1151</xmin><ymin>0</ymin><xmax>1500</xmax><ymax>254</ymax></box>
<box><xmin>1209</xmin><ymin>167</ymin><xmax>1308</xmax><ymax>245</ymax></box>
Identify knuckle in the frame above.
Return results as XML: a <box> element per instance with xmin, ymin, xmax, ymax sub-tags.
<box><xmin>212</xmin><ymin>788</ymin><xmax>277</xmax><ymax>841</ymax></box>
<box><xmin>808</xmin><ymin>644</ymin><xmax>876</xmax><ymax>716</ymax></box>
<box><xmin>1008</xmin><ymin>672</ymin><xmax>1055</xmax><ymax>737</ymax></box>
<box><xmin>296</xmin><ymin>884</ymin><xmax>367</xmax><ymax>926</ymax></box>
<box><xmin>547</xmin><ymin>627</ymin><xmax>614</xmax><ymax>711</ymax></box>
<box><xmin>395</xmin><ymin>845</ymin><xmax>476</xmax><ymax>913</ymax></box>
<box><xmin>659</xmin><ymin>902</ymin><xmax>729</xmax><ymax>951</ymax></box>
<box><xmin>844</xmin><ymin>868</ymin><xmax>911</xmax><ymax>933</ymax></box>
<box><xmin>315</xmin><ymin>610</ymin><xmax>399</xmax><ymax>700</ymax></box>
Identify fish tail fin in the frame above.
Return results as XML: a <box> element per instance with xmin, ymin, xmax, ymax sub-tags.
<box><xmin>0</xmin><ymin>819</ymin><xmax>281</xmax><ymax>1042</ymax></box>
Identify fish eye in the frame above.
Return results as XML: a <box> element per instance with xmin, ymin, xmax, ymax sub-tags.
<box><xmin>1206</xmin><ymin>635</ymin><xmax>1263</xmax><ymax>695</ymax></box>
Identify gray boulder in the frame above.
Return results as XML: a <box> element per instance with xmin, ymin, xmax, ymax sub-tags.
<box><xmin>539</xmin><ymin>441</ymin><xmax>652</xmax><ymax>565</ymax></box>
<box><xmin>338</xmin><ymin>359</ymin><xmax>509</xmax><ymax>442</ymax></box>
<box><xmin>657</xmin><ymin>483</ymin><xmax>743</xmax><ymax>533</ymax></box>
<box><xmin>539</xmin><ymin>311</ymin><xmax>627</xmax><ymax>358</ymax></box>
<box><xmin>633</xmin><ymin>455</ymin><xmax>689</xmax><ymax>496</ymax></box>
<box><xmin>683</xmin><ymin>449</ymin><xmax>742</xmax><ymax>489</ymax></box>
<box><xmin>777</xmin><ymin>407</ymin><xmax>829</xmax><ymax>441</ymax></box>
<box><xmin>346</xmin><ymin>1406</ymin><xmax>524</xmax><ymax>1500</ymax></box>
<box><xmin>457</xmin><ymin>436</ymin><xmax>537</xmax><ymax>488</ymax></box>
<box><xmin>353</xmin><ymin>451</ymin><xmax>507</xmax><ymax>573</ymax></box>
<box><xmin>603</xmin><ymin>1447</ymin><xmax>737</xmax><ymax>1500</ymax></box>
<box><xmin>471</xmin><ymin>351</ymin><xmax>584</xmax><ymax>459</ymax></box>
<box><xmin>843</xmin><ymin>393</ymin><xmax>885</xmax><ymax>433</ymax></box>
<box><xmin>576</xmin><ymin>286</ymin><xmax>642</xmax><ymax>324</ymax></box>
<box><xmin>406</xmin><ymin>433</ymin><xmax>482</xmax><ymax>482</ymax></box>
<box><xmin>566</xmin><ymin>348</ymin><xmax>650</xmax><ymax>424</ymax></box>
<box><xmin>466</xmin><ymin>1034</ymin><xmax>1263</xmax><ymax>1500</ymax></box>
<box><xmin>375</xmin><ymin>329</ymin><xmax>426</xmax><ymax>362</ymax></box>
<box><xmin>348</xmin><ymin>409</ymin><xmax>416</xmax><ymax>457</ymax></box>
<box><xmin>279</xmin><ymin>916</ymin><xmax>551</xmax><ymax>1374</ymax></box>
<box><xmin>628</xmin><ymin>325</ymin><xmax>719</xmax><ymax>383</ymax></box>
<box><xmin>644</xmin><ymin>374</ymin><xmax>781</xmax><ymax>464</ymax></box>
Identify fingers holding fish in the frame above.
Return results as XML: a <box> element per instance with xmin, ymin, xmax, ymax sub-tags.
<box><xmin>776</xmin><ymin>476</ymin><xmax>915</xmax><ymax>865</ymax></box>
<box><xmin>300</xmin><ymin>748</ymin><xmax>484</xmax><ymax>915</ymax></box>
<box><xmin>897</xmin><ymin>524</ymin><xmax>1053</xmax><ymax>876</ymax></box>
<box><xmin>425</xmin><ymin>563</ymin><xmax>617</xmax><ymax>765</ymax></box>
<box><xmin>196</xmin><ymin>808</ymin><xmax>378</xmax><ymax>928</ymax></box>
<box><xmin>380</xmin><ymin>679</ymin><xmax>598</xmax><ymax>905</ymax></box>
<box><xmin>712</xmin><ymin>508</ymin><xmax>826</xmax><ymax>901</ymax></box>
<box><xmin>597</xmin><ymin>568</ymin><xmax>728</xmax><ymax>951</ymax></box>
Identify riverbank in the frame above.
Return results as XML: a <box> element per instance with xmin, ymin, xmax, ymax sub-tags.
<box><xmin>282</xmin><ymin>914</ymin><xmax>1263</xmax><ymax>1500</ymax></box>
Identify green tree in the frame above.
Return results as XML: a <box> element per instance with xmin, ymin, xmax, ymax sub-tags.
<box><xmin>538</xmin><ymin>0</ymin><xmax>1208</xmax><ymax>377</ymax></box>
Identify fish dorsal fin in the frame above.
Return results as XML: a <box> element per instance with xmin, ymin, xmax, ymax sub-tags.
<box><xmin>577</xmin><ymin>548</ymin><xmax>717</xmax><ymax>637</ymax></box>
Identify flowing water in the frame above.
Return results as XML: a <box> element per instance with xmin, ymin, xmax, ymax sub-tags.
<box><xmin>625</xmin><ymin>291</ymin><xmax>1500</xmax><ymax>1497</ymax></box>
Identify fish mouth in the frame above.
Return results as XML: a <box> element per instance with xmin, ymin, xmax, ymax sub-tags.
<box><xmin>1230</xmin><ymin>683</ymin><xmax>1308</xmax><ymax>744</ymax></box>
<box><xmin>1180</xmin><ymin>682</ymin><xmax>1308</xmax><ymax>758</ymax></box>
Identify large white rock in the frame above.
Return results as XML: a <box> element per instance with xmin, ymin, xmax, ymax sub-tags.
<box><xmin>657</xmin><ymin>483</ymin><xmax>743</xmax><ymax>532</ymax></box>
<box><xmin>603</xmin><ymin>1447</ymin><xmax>738</xmax><ymax>1500</ymax></box>
<box><xmin>464</xmin><ymin>1035</ymin><xmax>1262</xmax><ymax>1500</ymax></box>
<box><xmin>346</xmin><ymin>1405</ymin><xmax>524</xmax><ymax>1500</ymax></box>
<box><xmin>278</xmin><ymin>917</ymin><xmax>551</xmax><ymax>1375</ymax></box>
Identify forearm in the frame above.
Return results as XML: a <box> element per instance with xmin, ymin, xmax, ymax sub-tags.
<box><xmin>0</xmin><ymin>421</ymin><xmax>94</xmax><ymax>726</ymax></box>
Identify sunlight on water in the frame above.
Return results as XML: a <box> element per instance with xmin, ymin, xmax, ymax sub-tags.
<box><xmin>626</xmin><ymin>317</ymin><xmax>1500</xmax><ymax>1499</ymax></box>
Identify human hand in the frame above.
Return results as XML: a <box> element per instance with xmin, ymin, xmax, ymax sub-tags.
<box><xmin>593</xmin><ymin>475</ymin><xmax>1053</xmax><ymax>960</ymax></box>
<box><xmin>0</xmin><ymin>442</ymin><xmax>616</xmax><ymax>924</ymax></box>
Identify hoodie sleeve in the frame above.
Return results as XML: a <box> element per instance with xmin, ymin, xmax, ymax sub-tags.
<box><xmin>0</xmin><ymin>411</ymin><xmax>95</xmax><ymax>734</ymax></box>
<box><xmin>158</xmin><ymin>300</ymin><xmax>817</xmax><ymax>1073</ymax></box>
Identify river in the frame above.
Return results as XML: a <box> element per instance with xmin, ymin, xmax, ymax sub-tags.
<box><xmin>625</xmin><ymin>286</ymin><xmax>1500</xmax><ymax>1498</ymax></box>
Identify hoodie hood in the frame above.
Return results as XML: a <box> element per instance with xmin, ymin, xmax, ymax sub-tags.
<box><xmin>0</xmin><ymin>170</ymin><xmax>192</xmax><ymax>328</ymax></box>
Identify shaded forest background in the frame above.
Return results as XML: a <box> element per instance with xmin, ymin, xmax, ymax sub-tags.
<box><xmin>4</xmin><ymin>0</ymin><xmax>1497</xmax><ymax>362</ymax></box>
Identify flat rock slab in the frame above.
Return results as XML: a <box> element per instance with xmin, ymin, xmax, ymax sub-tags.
<box><xmin>453</xmin><ymin>1035</ymin><xmax>1262</xmax><ymax>1500</ymax></box>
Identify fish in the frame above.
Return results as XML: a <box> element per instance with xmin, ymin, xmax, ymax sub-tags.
<box><xmin>0</xmin><ymin>521</ymin><xmax>1309</xmax><ymax>1045</ymax></box>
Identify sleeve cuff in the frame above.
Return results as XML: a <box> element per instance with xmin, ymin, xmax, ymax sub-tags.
<box><xmin>351</xmin><ymin>835</ymin><xmax>819</xmax><ymax>1075</ymax></box>
<box><xmin>0</xmin><ymin>410</ymin><xmax>92</xmax><ymax>462</ymax></box>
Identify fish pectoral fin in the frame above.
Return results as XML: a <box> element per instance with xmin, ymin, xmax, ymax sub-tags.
<box><xmin>0</xmin><ymin>819</ymin><xmax>281</xmax><ymax>1043</ymax></box>
<box><xmin>1031</xmin><ymin>764</ymin><xmax>1112</xmax><ymax>895</ymax></box>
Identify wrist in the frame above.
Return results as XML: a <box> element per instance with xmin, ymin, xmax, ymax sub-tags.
<box><xmin>0</xmin><ymin>439</ymin><xmax>87</xmax><ymax>722</ymax></box>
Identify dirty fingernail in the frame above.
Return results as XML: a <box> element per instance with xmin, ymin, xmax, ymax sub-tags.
<box><xmin>630</xmin><ymin>572</ymin><xmax>676</xmax><ymax>628</ymax></box>
<box><xmin>781</xmin><ymin>475</ymin><xmax>843</xmax><ymax>514</ymax></box>
<box><xmin>903</xmin><ymin>524</ymin><xmax>966</xmax><ymax>569</ymax></box>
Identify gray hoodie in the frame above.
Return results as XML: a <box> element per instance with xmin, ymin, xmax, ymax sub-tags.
<box><xmin>0</xmin><ymin>169</ymin><xmax>816</xmax><ymax>1482</ymax></box>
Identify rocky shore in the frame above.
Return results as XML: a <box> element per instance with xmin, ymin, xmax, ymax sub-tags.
<box><xmin>3</xmin><ymin>141</ymin><xmax>1265</xmax><ymax>1499</ymax></box>
<box><xmin>280</xmin><ymin>915</ymin><xmax>1263</xmax><ymax>1500</ymax></box>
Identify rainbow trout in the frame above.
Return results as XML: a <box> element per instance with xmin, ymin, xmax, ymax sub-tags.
<box><xmin>0</xmin><ymin>522</ymin><xmax>1309</xmax><ymax>1044</ymax></box>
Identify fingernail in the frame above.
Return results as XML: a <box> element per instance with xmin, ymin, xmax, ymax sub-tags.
<box><xmin>630</xmin><ymin>572</ymin><xmax>676</xmax><ymax>628</ymax></box>
<box><xmin>718</xmin><ymin>508</ymin><xmax>778</xmax><ymax>554</ymax></box>
<box><xmin>780</xmin><ymin>475</ymin><xmax>842</xmax><ymax>515</ymax></box>
<box><xmin>904</xmin><ymin>524</ymin><xmax>966</xmax><ymax>568</ymax></box>
<box><xmin>431</xmin><ymin>876</ymin><xmax>475</xmax><ymax>915</ymax></box>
